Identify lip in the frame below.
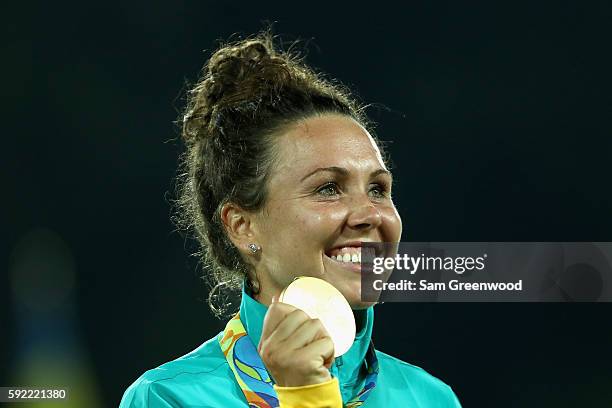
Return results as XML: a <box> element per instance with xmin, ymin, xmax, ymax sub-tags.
<box><xmin>325</xmin><ymin>240</ymin><xmax>384</xmax><ymax>258</ymax></box>
<box><xmin>325</xmin><ymin>240</ymin><xmax>364</xmax><ymax>253</ymax></box>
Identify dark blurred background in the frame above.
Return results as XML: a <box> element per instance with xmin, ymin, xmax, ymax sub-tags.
<box><xmin>2</xmin><ymin>1</ymin><xmax>611</xmax><ymax>407</ymax></box>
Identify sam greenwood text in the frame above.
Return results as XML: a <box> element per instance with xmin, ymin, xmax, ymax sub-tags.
<box><xmin>373</xmin><ymin>279</ymin><xmax>523</xmax><ymax>292</ymax></box>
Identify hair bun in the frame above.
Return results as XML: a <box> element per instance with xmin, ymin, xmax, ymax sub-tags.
<box><xmin>181</xmin><ymin>33</ymin><xmax>358</xmax><ymax>146</ymax></box>
<box><xmin>205</xmin><ymin>39</ymin><xmax>278</xmax><ymax>104</ymax></box>
<box><xmin>209</xmin><ymin>40</ymin><xmax>270</xmax><ymax>77</ymax></box>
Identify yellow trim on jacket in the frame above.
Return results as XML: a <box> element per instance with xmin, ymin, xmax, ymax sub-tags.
<box><xmin>274</xmin><ymin>377</ymin><xmax>342</xmax><ymax>408</ymax></box>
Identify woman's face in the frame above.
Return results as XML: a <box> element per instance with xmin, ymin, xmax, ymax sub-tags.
<box><xmin>252</xmin><ymin>114</ymin><xmax>402</xmax><ymax>309</ymax></box>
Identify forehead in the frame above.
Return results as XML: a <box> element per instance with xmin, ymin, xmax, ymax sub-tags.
<box><xmin>271</xmin><ymin>114</ymin><xmax>386</xmax><ymax>179</ymax></box>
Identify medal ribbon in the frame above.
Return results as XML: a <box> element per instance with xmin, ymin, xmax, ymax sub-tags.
<box><xmin>219</xmin><ymin>312</ymin><xmax>379</xmax><ymax>408</ymax></box>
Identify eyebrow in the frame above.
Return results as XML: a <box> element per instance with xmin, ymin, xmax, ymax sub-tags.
<box><xmin>300</xmin><ymin>166</ymin><xmax>392</xmax><ymax>182</ymax></box>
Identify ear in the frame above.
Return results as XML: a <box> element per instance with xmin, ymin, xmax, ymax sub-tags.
<box><xmin>220</xmin><ymin>202</ymin><xmax>257</xmax><ymax>254</ymax></box>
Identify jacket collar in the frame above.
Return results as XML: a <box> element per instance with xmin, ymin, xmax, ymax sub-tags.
<box><xmin>239</xmin><ymin>280</ymin><xmax>375</xmax><ymax>386</ymax></box>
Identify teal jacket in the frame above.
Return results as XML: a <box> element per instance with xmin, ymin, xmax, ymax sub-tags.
<box><xmin>120</xmin><ymin>285</ymin><xmax>461</xmax><ymax>407</ymax></box>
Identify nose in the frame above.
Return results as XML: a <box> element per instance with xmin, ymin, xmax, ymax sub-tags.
<box><xmin>346</xmin><ymin>195</ymin><xmax>383</xmax><ymax>231</ymax></box>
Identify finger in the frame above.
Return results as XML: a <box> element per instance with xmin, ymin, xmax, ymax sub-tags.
<box><xmin>281</xmin><ymin>318</ymin><xmax>329</xmax><ymax>351</ymax></box>
<box><xmin>301</xmin><ymin>336</ymin><xmax>335</xmax><ymax>369</ymax></box>
<box><xmin>264</xmin><ymin>308</ymin><xmax>311</xmax><ymax>345</ymax></box>
<box><xmin>259</xmin><ymin>301</ymin><xmax>301</xmax><ymax>346</ymax></box>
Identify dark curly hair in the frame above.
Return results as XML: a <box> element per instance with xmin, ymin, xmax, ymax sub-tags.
<box><xmin>173</xmin><ymin>30</ymin><xmax>386</xmax><ymax>318</ymax></box>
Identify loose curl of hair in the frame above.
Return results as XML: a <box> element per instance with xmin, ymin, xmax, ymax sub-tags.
<box><xmin>173</xmin><ymin>30</ymin><xmax>384</xmax><ymax>318</ymax></box>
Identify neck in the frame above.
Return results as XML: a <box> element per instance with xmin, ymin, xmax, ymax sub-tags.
<box><xmin>253</xmin><ymin>287</ymin><xmax>277</xmax><ymax>307</ymax></box>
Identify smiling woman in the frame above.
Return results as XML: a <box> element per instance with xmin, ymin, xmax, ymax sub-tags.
<box><xmin>119</xmin><ymin>30</ymin><xmax>461</xmax><ymax>407</ymax></box>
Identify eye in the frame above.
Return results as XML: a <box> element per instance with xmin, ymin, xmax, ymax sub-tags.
<box><xmin>369</xmin><ymin>183</ymin><xmax>390</xmax><ymax>199</ymax></box>
<box><xmin>316</xmin><ymin>182</ymin><xmax>340</xmax><ymax>196</ymax></box>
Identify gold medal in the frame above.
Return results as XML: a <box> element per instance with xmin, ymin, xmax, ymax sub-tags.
<box><xmin>279</xmin><ymin>276</ymin><xmax>356</xmax><ymax>357</ymax></box>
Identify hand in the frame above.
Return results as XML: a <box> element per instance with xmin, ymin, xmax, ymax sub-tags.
<box><xmin>258</xmin><ymin>295</ymin><xmax>335</xmax><ymax>387</ymax></box>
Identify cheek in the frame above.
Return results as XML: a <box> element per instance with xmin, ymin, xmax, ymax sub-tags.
<box><xmin>287</xmin><ymin>205</ymin><xmax>348</xmax><ymax>254</ymax></box>
<box><xmin>300</xmin><ymin>204</ymin><xmax>349</xmax><ymax>234</ymax></box>
<box><xmin>265</xmin><ymin>204</ymin><xmax>335</xmax><ymax>251</ymax></box>
<box><xmin>296</xmin><ymin>211</ymin><xmax>328</xmax><ymax>239</ymax></box>
<box><xmin>293</xmin><ymin>200</ymin><xmax>344</xmax><ymax>225</ymax></box>
<box><xmin>380</xmin><ymin>205</ymin><xmax>403</xmax><ymax>241</ymax></box>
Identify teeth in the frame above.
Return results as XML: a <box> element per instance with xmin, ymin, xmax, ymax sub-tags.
<box><xmin>327</xmin><ymin>246</ymin><xmax>363</xmax><ymax>263</ymax></box>
<box><xmin>330</xmin><ymin>252</ymin><xmax>361</xmax><ymax>263</ymax></box>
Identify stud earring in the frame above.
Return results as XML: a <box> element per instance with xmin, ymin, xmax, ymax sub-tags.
<box><xmin>248</xmin><ymin>243</ymin><xmax>261</xmax><ymax>254</ymax></box>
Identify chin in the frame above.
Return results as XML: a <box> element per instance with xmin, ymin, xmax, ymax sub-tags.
<box><xmin>349</xmin><ymin>299</ymin><xmax>377</xmax><ymax>310</ymax></box>
<box><xmin>342</xmin><ymin>287</ymin><xmax>376</xmax><ymax>310</ymax></box>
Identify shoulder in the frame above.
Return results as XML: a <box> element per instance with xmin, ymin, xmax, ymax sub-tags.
<box><xmin>375</xmin><ymin>349</ymin><xmax>461</xmax><ymax>406</ymax></box>
<box><xmin>119</xmin><ymin>334</ymin><xmax>244</xmax><ymax>408</ymax></box>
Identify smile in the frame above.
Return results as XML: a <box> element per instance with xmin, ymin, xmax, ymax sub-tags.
<box><xmin>324</xmin><ymin>247</ymin><xmax>362</xmax><ymax>273</ymax></box>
